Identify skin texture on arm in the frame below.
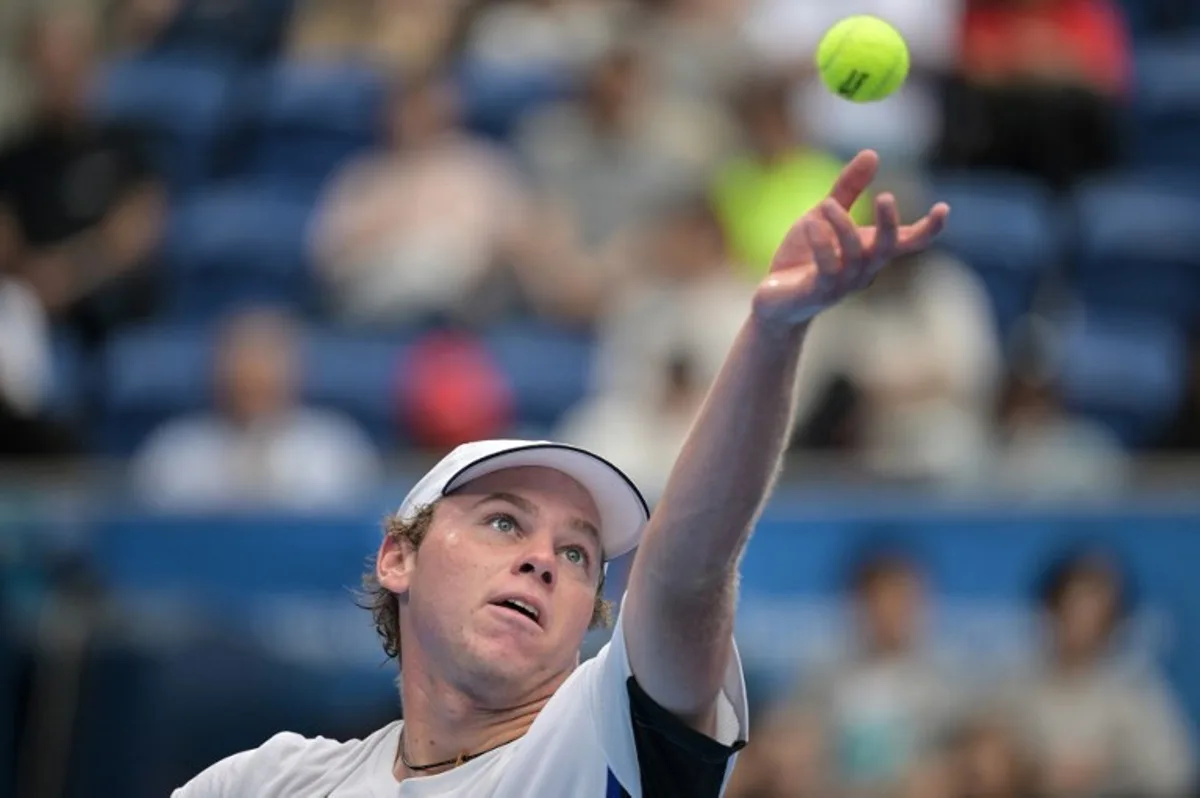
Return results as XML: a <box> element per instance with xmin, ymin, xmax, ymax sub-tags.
<box><xmin>621</xmin><ymin>150</ymin><xmax>950</xmax><ymax>732</ymax></box>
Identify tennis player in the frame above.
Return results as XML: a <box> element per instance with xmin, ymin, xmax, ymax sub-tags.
<box><xmin>173</xmin><ymin>150</ymin><xmax>948</xmax><ymax>797</ymax></box>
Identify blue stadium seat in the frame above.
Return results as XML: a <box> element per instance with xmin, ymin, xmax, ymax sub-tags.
<box><xmin>481</xmin><ymin>322</ymin><xmax>595</xmax><ymax>433</ymax></box>
<box><xmin>229</xmin><ymin>62</ymin><xmax>385</xmax><ymax>193</ymax></box>
<box><xmin>929</xmin><ymin>174</ymin><xmax>1060</xmax><ymax>339</ymax></box>
<box><xmin>1131</xmin><ymin>37</ymin><xmax>1200</xmax><ymax>172</ymax></box>
<box><xmin>302</xmin><ymin>332</ymin><xmax>414</xmax><ymax>447</ymax></box>
<box><xmin>161</xmin><ymin>185</ymin><xmax>317</xmax><ymax>319</ymax></box>
<box><xmin>98</xmin><ymin>326</ymin><xmax>210</xmax><ymax>454</ymax></box>
<box><xmin>1071</xmin><ymin>176</ymin><xmax>1200</xmax><ymax>327</ymax></box>
<box><xmin>98</xmin><ymin>325</ymin><xmax>408</xmax><ymax>454</ymax></box>
<box><xmin>1057</xmin><ymin>311</ymin><xmax>1188</xmax><ymax>446</ymax></box>
<box><xmin>89</xmin><ymin>513</ymin><xmax>379</xmax><ymax>607</ymax></box>
<box><xmin>140</xmin><ymin>0</ymin><xmax>294</xmax><ymax>64</ymax></box>
<box><xmin>45</xmin><ymin>333</ymin><xmax>87</xmax><ymax>423</ymax></box>
<box><xmin>454</xmin><ymin>59</ymin><xmax>576</xmax><ymax>142</ymax></box>
<box><xmin>91</xmin><ymin>56</ymin><xmax>233</xmax><ymax>194</ymax></box>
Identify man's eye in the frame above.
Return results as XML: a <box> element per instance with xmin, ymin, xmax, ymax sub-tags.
<box><xmin>564</xmin><ymin>547</ymin><xmax>587</xmax><ymax>567</ymax></box>
<box><xmin>488</xmin><ymin>514</ymin><xmax>518</xmax><ymax>534</ymax></box>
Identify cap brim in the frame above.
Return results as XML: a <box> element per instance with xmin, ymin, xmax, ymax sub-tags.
<box><xmin>442</xmin><ymin>443</ymin><xmax>649</xmax><ymax>561</ymax></box>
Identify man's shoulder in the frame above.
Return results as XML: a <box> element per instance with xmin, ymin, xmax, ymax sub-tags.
<box><xmin>174</xmin><ymin>723</ymin><xmax>400</xmax><ymax>797</ymax></box>
<box><xmin>253</xmin><ymin>722</ymin><xmax>400</xmax><ymax>770</ymax></box>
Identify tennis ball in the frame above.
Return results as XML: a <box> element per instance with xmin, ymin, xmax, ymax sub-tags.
<box><xmin>816</xmin><ymin>15</ymin><xmax>910</xmax><ymax>103</ymax></box>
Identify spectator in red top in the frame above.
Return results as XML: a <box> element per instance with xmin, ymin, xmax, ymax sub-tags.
<box><xmin>935</xmin><ymin>0</ymin><xmax>1133</xmax><ymax>191</ymax></box>
<box><xmin>960</xmin><ymin>0</ymin><xmax>1131</xmax><ymax>97</ymax></box>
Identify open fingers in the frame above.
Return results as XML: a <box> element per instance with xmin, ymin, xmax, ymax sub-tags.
<box><xmin>804</xmin><ymin>218</ymin><xmax>840</xmax><ymax>282</ymax></box>
<box><xmin>872</xmin><ymin>193</ymin><xmax>900</xmax><ymax>258</ymax></box>
<box><xmin>828</xmin><ymin>150</ymin><xmax>880</xmax><ymax>210</ymax></box>
<box><xmin>896</xmin><ymin>202</ymin><xmax>951</xmax><ymax>254</ymax></box>
<box><xmin>820</xmin><ymin>199</ymin><xmax>862</xmax><ymax>263</ymax></box>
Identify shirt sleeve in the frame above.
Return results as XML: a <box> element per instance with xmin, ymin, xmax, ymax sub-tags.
<box><xmin>588</xmin><ymin>600</ymin><xmax>750</xmax><ymax>797</ymax></box>
<box><xmin>170</xmin><ymin>747</ymin><xmax>260</xmax><ymax>797</ymax></box>
<box><xmin>170</xmin><ymin>731</ymin><xmax>331</xmax><ymax>797</ymax></box>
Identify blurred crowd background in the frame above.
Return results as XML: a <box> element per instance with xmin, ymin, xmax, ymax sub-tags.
<box><xmin>1</xmin><ymin>0</ymin><xmax>1200</xmax><ymax>795</ymax></box>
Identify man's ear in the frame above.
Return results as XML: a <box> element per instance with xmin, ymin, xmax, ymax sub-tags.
<box><xmin>376</xmin><ymin>528</ymin><xmax>419</xmax><ymax>595</ymax></box>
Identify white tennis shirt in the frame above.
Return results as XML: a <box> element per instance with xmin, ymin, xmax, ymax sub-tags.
<box><xmin>172</xmin><ymin>607</ymin><xmax>750</xmax><ymax>797</ymax></box>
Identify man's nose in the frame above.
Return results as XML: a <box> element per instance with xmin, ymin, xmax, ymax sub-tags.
<box><xmin>517</xmin><ymin>545</ymin><xmax>556</xmax><ymax>586</ymax></box>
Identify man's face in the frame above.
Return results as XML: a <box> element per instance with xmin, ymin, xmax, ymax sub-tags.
<box><xmin>382</xmin><ymin>466</ymin><xmax>604</xmax><ymax>705</ymax></box>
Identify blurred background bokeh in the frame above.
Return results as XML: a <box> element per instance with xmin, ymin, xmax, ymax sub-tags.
<box><xmin>1</xmin><ymin>0</ymin><xmax>1200</xmax><ymax>795</ymax></box>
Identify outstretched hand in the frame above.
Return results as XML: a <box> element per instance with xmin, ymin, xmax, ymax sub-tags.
<box><xmin>752</xmin><ymin>150</ymin><xmax>950</xmax><ymax>329</ymax></box>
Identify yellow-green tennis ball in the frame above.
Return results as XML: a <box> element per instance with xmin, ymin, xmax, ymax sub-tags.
<box><xmin>816</xmin><ymin>15</ymin><xmax>910</xmax><ymax>103</ymax></box>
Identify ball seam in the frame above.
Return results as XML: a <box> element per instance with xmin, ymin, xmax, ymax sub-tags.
<box><xmin>817</xmin><ymin>21</ymin><xmax>858</xmax><ymax>74</ymax></box>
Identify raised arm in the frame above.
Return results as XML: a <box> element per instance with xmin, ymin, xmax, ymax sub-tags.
<box><xmin>621</xmin><ymin>150</ymin><xmax>950</xmax><ymax>731</ymax></box>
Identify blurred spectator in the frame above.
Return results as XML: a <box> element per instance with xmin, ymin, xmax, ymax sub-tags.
<box><xmin>632</xmin><ymin>0</ymin><xmax>756</xmax><ymax>103</ymax></box>
<box><xmin>726</xmin><ymin>706</ymin><xmax>828</xmax><ymax>797</ymax></box>
<box><xmin>515</xmin><ymin>44</ymin><xmax>723</xmax><ymax>270</ymax></box>
<box><xmin>399</xmin><ymin>330</ymin><xmax>515</xmax><ymax>450</ymax></box>
<box><xmin>711</xmin><ymin>72</ymin><xmax>871</xmax><ymax>280</ymax></box>
<box><xmin>284</xmin><ymin>0</ymin><xmax>374</xmax><ymax>62</ymax></box>
<box><xmin>999</xmin><ymin>546</ymin><xmax>1195</xmax><ymax>797</ymax></box>
<box><xmin>0</xmin><ymin>5</ymin><xmax>164</xmax><ymax>351</ymax></box>
<box><xmin>0</xmin><ymin>246</ymin><xmax>77</xmax><ymax>458</ymax></box>
<box><xmin>947</xmin><ymin>714</ymin><xmax>1037</xmax><ymax>798</ymax></box>
<box><xmin>0</xmin><ymin>0</ymin><xmax>32</xmax><ymax>143</ymax></box>
<box><xmin>131</xmin><ymin>307</ymin><xmax>382</xmax><ymax>510</ymax></box>
<box><xmin>992</xmin><ymin>330</ymin><xmax>1130</xmax><ymax>498</ymax></box>
<box><xmin>791</xmin><ymin>220</ymin><xmax>1000</xmax><ymax>487</ymax></box>
<box><xmin>369</xmin><ymin>0</ymin><xmax>466</xmax><ymax>77</ymax></box>
<box><xmin>742</xmin><ymin>0</ymin><xmax>960</xmax><ymax>163</ymax></box>
<box><xmin>558</xmin><ymin>194</ymin><xmax>751</xmax><ymax>497</ymax></box>
<box><xmin>789</xmin><ymin>545</ymin><xmax>965</xmax><ymax>796</ymax></box>
<box><xmin>312</xmin><ymin>70</ymin><xmax>534</xmax><ymax>327</ymax></box>
<box><xmin>557</xmin><ymin>351</ymin><xmax>706</xmax><ymax>501</ymax></box>
<box><xmin>935</xmin><ymin>0</ymin><xmax>1131</xmax><ymax>192</ymax></box>
<box><xmin>587</xmin><ymin>194</ymin><xmax>752</xmax><ymax>401</ymax></box>
<box><xmin>463</xmin><ymin>0</ymin><xmax>623</xmax><ymax>75</ymax></box>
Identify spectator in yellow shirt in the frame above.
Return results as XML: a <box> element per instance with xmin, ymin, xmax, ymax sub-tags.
<box><xmin>712</xmin><ymin>73</ymin><xmax>872</xmax><ymax>278</ymax></box>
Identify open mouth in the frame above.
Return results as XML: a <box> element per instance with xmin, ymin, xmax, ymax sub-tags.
<box><xmin>492</xmin><ymin>598</ymin><xmax>541</xmax><ymax>626</ymax></box>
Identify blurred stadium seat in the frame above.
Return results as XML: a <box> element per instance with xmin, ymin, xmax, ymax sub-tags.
<box><xmin>88</xmin><ymin>513</ymin><xmax>378</xmax><ymax>607</ymax></box>
<box><xmin>1071</xmin><ymin>175</ymin><xmax>1200</xmax><ymax>328</ymax></box>
<box><xmin>160</xmin><ymin>184</ymin><xmax>317</xmax><ymax>319</ymax></box>
<box><xmin>58</xmin><ymin>511</ymin><xmax>395</xmax><ymax>795</ymax></box>
<box><xmin>98</xmin><ymin>325</ymin><xmax>210</xmax><ymax>455</ymax></box>
<box><xmin>91</xmin><ymin>56</ymin><xmax>234</xmax><ymax>195</ymax></box>
<box><xmin>137</xmin><ymin>0</ymin><xmax>294</xmax><ymax>64</ymax></box>
<box><xmin>480</xmin><ymin>322</ymin><xmax>596</xmax><ymax>434</ymax></box>
<box><xmin>1130</xmin><ymin>36</ymin><xmax>1200</xmax><ymax>172</ymax></box>
<box><xmin>303</xmin><ymin>332</ymin><xmax>412</xmax><ymax>448</ymax></box>
<box><xmin>1057</xmin><ymin>310</ymin><xmax>1188</xmax><ymax>446</ymax></box>
<box><xmin>454</xmin><ymin>59</ymin><xmax>577</xmax><ymax>142</ymax></box>
<box><xmin>928</xmin><ymin>173</ymin><xmax>1060</xmax><ymax>339</ymax></box>
<box><xmin>225</xmin><ymin>62</ymin><xmax>385</xmax><ymax>193</ymax></box>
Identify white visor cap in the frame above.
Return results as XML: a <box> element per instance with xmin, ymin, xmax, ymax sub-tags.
<box><xmin>394</xmin><ymin>439</ymin><xmax>650</xmax><ymax>561</ymax></box>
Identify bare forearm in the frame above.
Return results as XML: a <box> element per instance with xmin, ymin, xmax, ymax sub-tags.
<box><xmin>619</xmin><ymin>149</ymin><xmax>950</xmax><ymax>731</ymax></box>
<box><xmin>640</xmin><ymin>315</ymin><xmax>805</xmax><ymax>580</ymax></box>
<box><xmin>624</xmin><ymin>313</ymin><xmax>806</xmax><ymax>721</ymax></box>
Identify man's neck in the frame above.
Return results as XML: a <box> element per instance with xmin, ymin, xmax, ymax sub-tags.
<box><xmin>393</xmin><ymin>664</ymin><xmax>558</xmax><ymax>780</ymax></box>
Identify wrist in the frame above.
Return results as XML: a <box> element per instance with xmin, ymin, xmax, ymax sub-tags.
<box><xmin>745</xmin><ymin>305</ymin><xmax>809</xmax><ymax>352</ymax></box>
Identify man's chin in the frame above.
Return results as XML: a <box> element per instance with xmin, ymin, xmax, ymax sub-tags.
<box><xmin>457</xmin><ymin>637</ymin><xmax>574</xmax><ymax>699</ymax></box>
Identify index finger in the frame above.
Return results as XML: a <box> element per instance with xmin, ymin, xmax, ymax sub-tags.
<box><xmin>828</xmin><ymin>150</ymin><xmax>880</xmax><ymax>210</ymax></box>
